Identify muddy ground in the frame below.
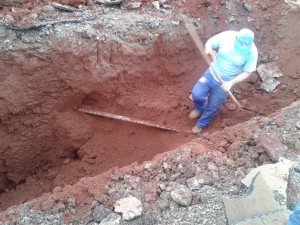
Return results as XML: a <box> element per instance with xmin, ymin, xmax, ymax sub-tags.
<box><xmin>0</xmin><ymin>0</ymin><xmax>299</xmax><ymax>224</ymax></box>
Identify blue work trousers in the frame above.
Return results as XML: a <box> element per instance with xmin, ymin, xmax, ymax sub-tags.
<box><xmin>191</xmin><ymin>69</ymin><xmax>228</xmax><ymax>128</ymax></box>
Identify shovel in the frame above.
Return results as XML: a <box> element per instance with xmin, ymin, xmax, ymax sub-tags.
<box><xmin>186</xmin><ymin>24</ymin><xmax>262</xmax><ymax>114</ymax></box>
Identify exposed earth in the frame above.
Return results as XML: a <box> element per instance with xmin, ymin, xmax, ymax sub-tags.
<box><xmin>0</xmin><ymin>0</ymin><xmax>299</xmax><ymax>224</ymax></box>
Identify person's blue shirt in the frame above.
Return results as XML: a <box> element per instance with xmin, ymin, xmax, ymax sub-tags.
<box><xmin>206</xmin><ymin>31</ymin><xmax>258</xmax><ymax>82</ymax></box>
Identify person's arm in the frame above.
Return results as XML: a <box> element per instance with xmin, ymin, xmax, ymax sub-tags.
<box><xmin>221</xmin><ymin>72</ymin><xmax>252</xmax><ymax>92</ymax></box>
<box><xmin>204</xmin><ymin>32</ymin><xmax>228</xmax><ymax>61</ymax></box>
<box><xmin>205</xmin><ymin>39</ymin><xmax>217</xmax><ymax>60</ymax></box>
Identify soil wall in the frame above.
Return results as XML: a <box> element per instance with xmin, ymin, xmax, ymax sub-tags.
<box><xmin>0</xmin><ymin>21</ymin><xmax>202</xmax><ymax>192</ymax></box>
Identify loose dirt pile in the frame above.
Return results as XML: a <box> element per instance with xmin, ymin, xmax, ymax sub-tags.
<box><xmin>0</xmin><ymin>0</ymin><xmax>299</xmax><ymax>224</ymax></box>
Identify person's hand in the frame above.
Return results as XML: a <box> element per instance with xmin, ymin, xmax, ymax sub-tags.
<box><xmin>205</xmin><ymin>49</ymin><xmax>217</xmax><ymax>62</ymax></box>
<box><xmin>221</xmin><ymin>81</ymin><xmax>233</xmax><ymax>92</ymax></box>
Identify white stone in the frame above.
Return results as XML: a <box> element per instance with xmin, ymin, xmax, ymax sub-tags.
<box><xmin>152</xmin><ymin>1</ymin><xmax>160</xmax><ymax>10</ymax></box>
<box><xmin>170</xmin><ymin>185</ymin><xmax>192</xmax><ymax>206</ymax></box>
<box><xmin>113</xmin><ymin>196</ymin><xmax>143</xmax><ymax>221</ymax></box>
<box><xmin>257</xmin><ymin>62</ymin><xmax>283</xmax><ymax>92</ymax></box>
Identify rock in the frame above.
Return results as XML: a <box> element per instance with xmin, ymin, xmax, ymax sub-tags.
<box><xmin>128</xmin><ymin>176</ymin><xmax>140</xmax><ymax>189</ymax></box>
<box><xmin>207</xmin><ymin>162</ymin><xmax>218</xmax><ymax>171</ymax></box>
<box><xmin>200</xmin><ymin>194</ymin><xmax>209</xmax><ymax>203</ymax></box>
<box><xmin>144</xmin><ymin>193</ymin><xmax>157</xmax><ymax>203</ymax></box>
<box><xmin>53</xmin><ymin>202</ymin><xmax>65</xmax><ymax>213</ymax></box>
<box><xmin>63</xmin><ymin>158</ymin><xmax>71</xmax><ymax>165</ymax></box>
<box><xmin>42</xmin><ymin>5</ymin><xmax>55</xmax><ymax>13</ymax></box>
<box><xmin>113</xmin><ymin>196</ymin><xmax>143</xmax><ymax>221</ymax></box>
<box><xmin>243</xmin><ymin>3</ymin><xmax>252</xmax><ymax>11</ymax></box>
<box><xmin>286</xmin><ymin>165</ymin><xmax>300</xmax><ymax>210</ymax></box>
<box><xmin>100</xmin><ymin>213</ymin><xmax>122</xmax><ymax>225</ymax></box>
<box><xmin>91</xmin><ymin>204</ymin><xmax>110</xmax><ymax>223</ymax></box>
<box><xmin>121</xmin><ymin>1</ymin><xmax>142</xmax><ymax>10</ymax></box>
<box><xmin>152</xmin><ymin>1</ymin><xmax>160</xmax><ymax>10</ymax></box>
<box><xmin>295</xmin><ymin>122</ymin><xmax>300</xmax><ymax>130</ymax></box>
<box><xmin>41</xmin><ymin>199</ymin><xmax>55</xmax><ymax>211</ymax></box>
<box><xmin>258</xmin><ymin>152</ymin><xmax>270</xmax><ymax>163</ymax></box>
<box><xmin>294</xmin><ymin>141</ymin><xmax>300</xmax><ymax>153</ymax></box>
<box><xmin>159</xmin><ymin>0</ymin><xmax>167</xmax><ymax>4</ymax></box>
<box><xmin>258</xmin><ymin>132</ymin><xmax>286</xmax><ymax>162</ymax></box>
<box><xmin>96</xmin><ymin>0</ymin><xmax>124</xmax><ymax>6</ymax></box>
<box><xmin>227</xmin><ymin>141</ymin><xmax>245</xmax><ymax>160</ymax></box>
<box><xmin>275</xmin><ymin>117</ymin><xmax>285</xmax><ymax>127</ymax></box>
<box><xmin>257</xmin><ymin>62</ymin><xmax>283</xmax><ymax>93</ymax></box>
<box><xmin>50</xmin><ymin>2</ymin><xmax>79</xmax><ymax>12</ymax></box>
<box><xmin>3</xmin><ymin>14</ymin><xmax>15</xmax><ymax>24</ymax></box>
<box><xmin>143</xmin><ymin>163</ymin><xmax>154</xmax><ymax>172</ymax></box>
<box><xmin>224</xmin><ymin>172</ymin><xmax>280</xmax><ymax>225</ymax></box>
<box><xmin>170</xmin><ymin>185</ymin><xmax>192</xmax><ymax>206</ymax></box>
<box><xmin>196</xmin><ymin>172</ymin><xmax>213</xmax><ymax>185</ymax></box>
<box><xmin>186</xmin><ymin>177</ymin><xmax>200</xmax><ymax>190</ymax></box>
<box><xmin>157</xmin><ymin>199</ymin><xmax>169</xmax><ymax>209</ymax></box>
<box><xmin>236</xmin><ymin>158</ymin><xmax>247</xmax><ymax>166</ymax></box>
<box><xmin>229</xmin><ymin>186</ymin><xmax>240</xmax><ymax>195</ymax></box>
<box><xmin>66</xmin><ymin>195</ymin><xmax>76</xmax><ymax>208</ymax></box>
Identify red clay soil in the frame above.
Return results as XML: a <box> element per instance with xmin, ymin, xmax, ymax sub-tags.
<box><xmin>0</xmin><ymin>0</ymin><xmax>299</xmax><ymax>211</ymax></box>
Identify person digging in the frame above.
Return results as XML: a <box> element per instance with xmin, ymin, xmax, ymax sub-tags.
<box><xmin>189</xmin><ymin>28</ymin><xmax>258</xmax><ymax>134</ymax></box>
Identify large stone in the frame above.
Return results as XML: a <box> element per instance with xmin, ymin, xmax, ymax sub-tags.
<box><xmin>170</xmin><ymin>185</ymin><xmax>192</xmax><ymax>206</ymax></box>
<box><xmin>258</xmin><ymin>132</ymin><xmax>286</xmax><ymax>162</ymax></box>
<box><xmin>241</xmin><ymin>160</ymin><xmax>296</xmax><ymax>200</ymax></box>
<box><xmin>91</xmin><ymin>204</ymin><xmax>110</xmax><ymax>223</ymax></box>
<box><xmin>113</xmin><ymin>196</ymin><xmax>143</xmax><ymax>221</ymax></box>
<box><xmin>224</xmin><ymin>172</ymin><xmax>280</xmax><ymax>225</ymax></box>
<box><xmin>186</xmin><ymin>177</ymin><xmax>200</xmax><ymax>190</ymax></box>
<box><xmin>257</xmin><ymin>62</ymin><xmax>283</xmax><ymax>93</ymax></box>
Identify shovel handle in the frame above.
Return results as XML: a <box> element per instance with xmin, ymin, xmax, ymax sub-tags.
<box><xmin>186</xmin><ymin>24</ymin><xmax>242</xmax><ymax>108</ymax></box>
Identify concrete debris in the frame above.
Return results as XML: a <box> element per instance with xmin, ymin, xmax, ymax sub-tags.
<box><xmin>257</xmin><ymin>62</ymin><xmax>283</xmax><ymax>93</ymax></box>
<box><xmin>235</xmin><ymin>210</ymin><xmax>292</xmax><ymax>225</ymax></box>
<box><xmin>99</xmin><ymin>213</ymin><xmax>122</xmax><ymax>225</ymax></box>
<box><xmin>113</xmin><ymin>195</ymin><xmax>143</xmax><ymax>221</ymax></box>
<box><xmin>241</xmin><ymin>160</ymin><xmax>297</xmax><ymax>200</ymax></box>
<box><xmin>286</xmin><ymin>165</ymin><xmax>300</xmax><ymax>210</ymax></box>
<box><xmin>223</xmin><ymin>172</ymin><xmax>280</xmax><ymax>225</ymax></box>
<box><xmin>170</xmin><ymin>185</ymin><xmax>192</xmax><ymax>206</ymax></box>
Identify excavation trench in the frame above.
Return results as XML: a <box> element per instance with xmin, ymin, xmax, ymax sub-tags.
<box><xmin>0</xmin><ymin>6</ymin><xmax>299</xmax><ymax>211</ymax></box>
